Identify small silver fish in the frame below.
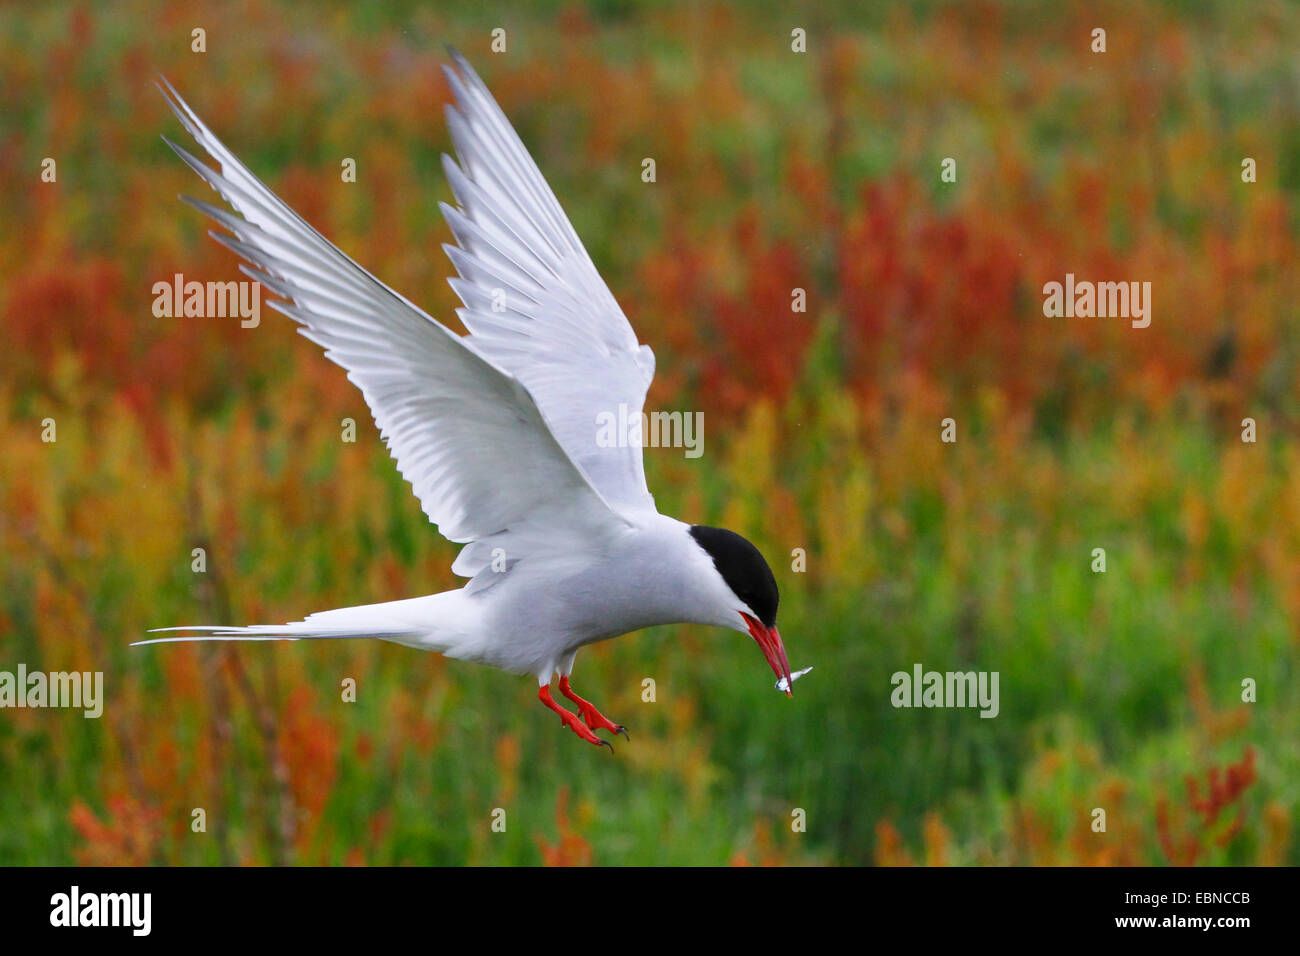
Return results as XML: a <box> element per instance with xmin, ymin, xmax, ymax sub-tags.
<box><xmin>775</xmin><ymin>666</ymin><xmax>814</xmax><ymax>693</ymax></box>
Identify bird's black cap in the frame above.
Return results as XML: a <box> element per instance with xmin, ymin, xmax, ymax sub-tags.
<box><xmin>688</xmin><ymin>526</ymin><xmax>779</xmax><ymax>629</ymax></box>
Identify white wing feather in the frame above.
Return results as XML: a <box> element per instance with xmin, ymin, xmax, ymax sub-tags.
<box><xmin>440</xmin><ymin>51</ymin><xmax>657</xmax><ymax>515</ymax></box>
<box><xmin>158</xmin><ymin>78</ymin><xmax>629</xmax><ymax>570</ymax></box>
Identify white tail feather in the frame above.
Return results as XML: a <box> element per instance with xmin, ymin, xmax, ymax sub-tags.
<box><xmin>136</xmin><ymin>592</ymin><xmax>464</xmax><ymax>650</ymax></box>
<box><xmin>132</xmin><ymin>626</ymin><xmax>414</xmax><ymax>646</ymax></box>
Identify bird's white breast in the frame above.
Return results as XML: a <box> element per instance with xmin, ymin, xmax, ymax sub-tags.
<box><xmin>450</xmin><ymin>513</ymin><xmax>739</xmax><ymax>677</ymax></box>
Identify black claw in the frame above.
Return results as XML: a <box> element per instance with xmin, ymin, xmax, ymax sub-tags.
<box><xmin>598</xmin><ymin>739</ymin><xmax>614</xmax><ymax>754</ymax></box>
<box><xmin>616</xmin><ymin>726</ymin><xmax>630</xmax><ymax>741</ymax></box>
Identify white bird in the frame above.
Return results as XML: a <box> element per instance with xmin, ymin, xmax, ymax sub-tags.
<box><xmin>137</xmin><ymin>51</ymin><xmax>794</xmax><ymax>749</ymax></box>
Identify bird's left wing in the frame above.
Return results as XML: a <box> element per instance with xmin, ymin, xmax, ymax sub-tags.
<box><xmin>158</xmin><ymin>79</ymin><xmax>630</xmax><ymax>560</ymax></box>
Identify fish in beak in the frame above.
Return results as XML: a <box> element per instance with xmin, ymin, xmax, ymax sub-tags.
<box><xmin>742</xmin><ymin>612</ymin><xmax>793</xmax><ymax>696</ymax></box>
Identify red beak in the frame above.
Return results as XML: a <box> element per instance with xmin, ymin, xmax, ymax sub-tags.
<box><xmin>742</xmin><ymin>613</ymin><xmax>793</xmax><ymax>696</ymax></box>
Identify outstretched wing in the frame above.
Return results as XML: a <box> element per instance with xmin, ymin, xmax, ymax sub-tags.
<box><xmin>159</xmin><ymin>78</ymin><xmax>630</xmax><ymax>575</ymax></box>
<box><xmin>440</xmin><ymin>51</ymin><xmax>658</xmax><ymax>515</ymax></box>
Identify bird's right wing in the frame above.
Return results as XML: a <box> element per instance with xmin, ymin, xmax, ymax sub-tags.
<box><xmin>440</xmin><ymin>52</ymin><xmax>658</xmax><ymax>516</ymax></box>
<box><xmin>159</xmin><ymin>79</ymin><xmax>630</xmax><ymax>565</ymax></box>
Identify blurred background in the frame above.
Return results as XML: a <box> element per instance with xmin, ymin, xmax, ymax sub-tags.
<box><xmin>1</xmin><ymin>0</ymin><xmax>1297</xmax><ymax>865</ymax></box>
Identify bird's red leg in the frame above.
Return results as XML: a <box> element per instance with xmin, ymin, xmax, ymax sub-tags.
<box><xmin>558</xmin><ymin>676</ymin><xmax>628</xmax><ymax>740</ymax></box>
<box><xmin>538</xmin><ymin>685</ymin><xmax>612</xmax><ymax>751</ymax></box>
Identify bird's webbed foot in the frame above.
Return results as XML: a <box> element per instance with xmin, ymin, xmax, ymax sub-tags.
<box><xmin>558</xmin><ymin>676</ymin><xmax>629</xmax><ymax>741</ymax></box>
<box><xmin>538</xmin><ymin>684</ymin><xmax>615</xmax><ymax>751</ymax></box>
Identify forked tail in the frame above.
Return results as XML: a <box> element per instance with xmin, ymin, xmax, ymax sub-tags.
<box><xmin>133</xmin><ymin>593</ymin><xmax>460</xmax><ymax>650</ymax></box>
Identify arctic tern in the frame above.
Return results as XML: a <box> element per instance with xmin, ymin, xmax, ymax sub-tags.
<box><xmin>136</xmin><ymin>51</ymin><xmax>795</xmax><ymax>749</ymax></box>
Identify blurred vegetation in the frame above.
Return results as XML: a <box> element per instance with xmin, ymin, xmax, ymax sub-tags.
<box><xmin>0</xmin><ymin>0</ymin><xmax>1297</xmax><ymax>865</ymax></box>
